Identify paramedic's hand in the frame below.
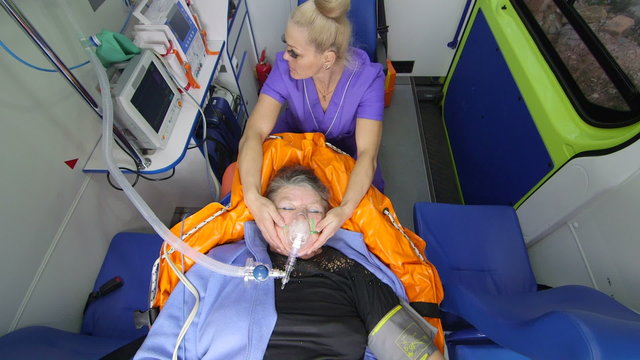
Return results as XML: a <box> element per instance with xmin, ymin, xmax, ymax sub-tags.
<box><xmin>246</xmin><ymin>193</ymin><xmax>287</xmax><ymax>254</ymax></box>
<box><xmin>299</xmin><ymin>206</ymin><xmax>350</xmax><ymax>257</ymax></box>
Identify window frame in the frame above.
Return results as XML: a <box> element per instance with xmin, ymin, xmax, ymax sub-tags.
<box><xmin>511</xmin><ymin>0</ymin><xmax>640</xmax><ymax>128</ymax></box>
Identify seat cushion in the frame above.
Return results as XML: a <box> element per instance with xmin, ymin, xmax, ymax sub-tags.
<box><xmin>0</xmin><ymin>326</ymin><xmax>130</xmax><ymax>360</ymax></box>
<box><xmin>81</xmin><ymin>232</ymin><xmax>162</xmax><ymax>340</ymax></box>
<box><xmin>413</xmin><ymin>202</ymin><xmax>640</xmax><ymax>359</ymax></box>
<box><xmin>413</xmin><ymin>202</ymin><xmax>537</xmax><ymax>296</ymax></box>
<box><xmin>450</xmin><ymin>284</ymin><xmax>640</xmax><ymax>359</ymax></box>
<box><xmin>454</xmin><ymin>344</ymin><xmax>530</xmax><ymax>360</ymax></box>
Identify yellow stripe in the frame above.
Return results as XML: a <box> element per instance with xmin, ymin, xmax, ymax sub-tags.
<box><xmin>370</xmin><ymin>305</ymin><xmax>402</xmax><ymax>336</ymax></box>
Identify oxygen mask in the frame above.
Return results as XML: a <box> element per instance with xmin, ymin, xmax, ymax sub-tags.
<box><xmin>281</xmin><ymin>212</ymin><xmax>313</xmax><ymax>289</ymax></box>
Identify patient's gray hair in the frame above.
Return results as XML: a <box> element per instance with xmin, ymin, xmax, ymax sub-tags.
<box><xmin>265</xmin><ymin>165</ymin><xmax>330</xmax><ymax>209</ymax></box>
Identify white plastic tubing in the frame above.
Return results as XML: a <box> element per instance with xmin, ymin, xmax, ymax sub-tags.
<box><xmin>88</xmin><ymin>48</ymin><xmax>247</xmax><ymax>278</ymax></box>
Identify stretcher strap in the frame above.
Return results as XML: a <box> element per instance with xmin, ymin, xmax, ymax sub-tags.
<box><xmin>410</xmin><ymin>302</ymin><xmax>441</xmax><ymax>319</ymax></box>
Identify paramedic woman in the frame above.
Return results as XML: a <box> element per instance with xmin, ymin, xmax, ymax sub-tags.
<box><xmin>238</xmin><ymin>0</ymin><xmax>385</xmax><ymax>258</ymax></box>
<box><xmin>134</xmin><ymin>166</ymin><xmax>442</xmax><ymax>360</ymax></box>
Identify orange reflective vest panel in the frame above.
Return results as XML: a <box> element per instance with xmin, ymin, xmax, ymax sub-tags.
<box><xmin>152</xmin><ymin>132</ymin><xmax>445</xmax><ymax>352</ymax></box>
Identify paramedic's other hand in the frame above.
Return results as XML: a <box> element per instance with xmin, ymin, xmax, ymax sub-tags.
<box><xmin>246</xmin><ymin>193</ymin><xmax>287</xmax><ymax>254</ymax></box>
<box><xmin>299</xmin><ymin>206</ymin><xmax>350</xmax><ymax>257</ymax></box>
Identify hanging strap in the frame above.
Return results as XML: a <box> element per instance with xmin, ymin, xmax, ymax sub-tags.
<box><xmin>376</xmin><ymin>0</ymin><xmax>388</xmax><ymax>53</ymax></box>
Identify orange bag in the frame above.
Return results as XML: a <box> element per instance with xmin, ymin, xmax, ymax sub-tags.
<box><xmin>151</xmin><ymin>132</ymin><xmax>445</xmax><ymax>352</ymax></box>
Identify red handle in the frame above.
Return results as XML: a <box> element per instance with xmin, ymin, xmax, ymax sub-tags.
<box><xmin>259</xmin><ymin>48</ymin><xmax>266</xmax><ymax>63</ymax></box>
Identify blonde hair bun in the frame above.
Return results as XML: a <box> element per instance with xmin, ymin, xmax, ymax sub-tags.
<box><xmin>292</xmin><ymin>0</ymin><xmax>352</xmax><ymax>59</ymax></box>
<box><xmin>314</xmin><ymin>0</ymin><xmax>350</xmax><ymax>20</ymax></box>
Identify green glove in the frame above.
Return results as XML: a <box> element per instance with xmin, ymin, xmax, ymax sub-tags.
<box><xmin>93</xmin><ymin>30</ymin><xmax>140</xmax><ymax>67</ymax></box>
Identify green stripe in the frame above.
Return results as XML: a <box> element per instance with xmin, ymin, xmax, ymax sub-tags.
<box><xmin>443</xmin><ymin>0</ymin><xmax>640</xmax><ymax>207</ymax></box>
<box><xmin>370</xmin><ymin>305</ymin><xmax>402</xmax><ymax>336</ymax></box>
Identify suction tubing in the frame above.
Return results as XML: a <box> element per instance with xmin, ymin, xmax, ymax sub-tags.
<box><xmin>88</xmin><ymin>48</ymin><xmax>248</xmax><ymax>278</ymax></box>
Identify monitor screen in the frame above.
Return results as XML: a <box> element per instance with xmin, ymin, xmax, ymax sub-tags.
<box><xmin>167</xmin><ymin>4</ymin><xmax>191</xmax><ymax>44</ymax></box>
<box><xmin>131</xmin><ymin>62</ymin><xmax>175</xmax><ymax>133</ymax></box>
<box><xmin>112</xmin><ymin>50</ymin><xmax>182</xmax><ymax>150</ymax></box>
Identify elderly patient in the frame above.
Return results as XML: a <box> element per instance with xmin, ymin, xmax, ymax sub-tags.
<box><xmin>135</xmin><ymin>165</ymin><xmax>443</xmax><ymax>360</ymax></box>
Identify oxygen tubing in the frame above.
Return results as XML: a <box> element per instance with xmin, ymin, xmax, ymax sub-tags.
<box><xmin>87</xmin><ymin>47</ymin><xmax>250</xmax><ymax>278</ymax></box>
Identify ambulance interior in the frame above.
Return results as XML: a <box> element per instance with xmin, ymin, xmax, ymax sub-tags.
<box><xmin>1</xmin><ymin>0</ymin><xmax>640</xmax><ymax>358</ymax></box>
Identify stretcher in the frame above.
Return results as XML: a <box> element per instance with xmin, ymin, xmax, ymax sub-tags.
<box><xmin>0</xmin><ymin>133</ymin><xmax>444</xmax><ymax>358</ymax></box>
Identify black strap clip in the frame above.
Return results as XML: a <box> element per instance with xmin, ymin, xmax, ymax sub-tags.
<box><xmin>134</xmin><ymin>307</ymin><xmax>160</xmax><ymax>329</ymax></box>
<box><xmin>84</xmin><ymin>276</ymin><xmax>123</xmax><ymax>314</ymax></box>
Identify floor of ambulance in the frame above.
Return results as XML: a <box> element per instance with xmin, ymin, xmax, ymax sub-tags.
<box><xmin>379</xmin><ymin>76</ymin><xmax>460</xmax><ymax>231</ymax></box>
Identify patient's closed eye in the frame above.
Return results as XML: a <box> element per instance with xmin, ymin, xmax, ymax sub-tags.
<box><xmin>277</xmin><ymin>206</ymin><xmax>323</xmax><ymax>215</ymax></box>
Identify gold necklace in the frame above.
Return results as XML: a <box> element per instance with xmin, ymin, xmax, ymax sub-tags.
<box><xmin>319</xmin><ymin>87</ymin><xmax>335</xmax><ymax>102</ymax></box>
<box><xmin>317</xmin><ymin>80</ymin><xmax>335</xmax><ymax>102</ymax></box>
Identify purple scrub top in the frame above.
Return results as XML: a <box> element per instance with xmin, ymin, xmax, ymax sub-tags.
<box><xmin>261</xmin><ymin>47</ymin><xmax>385</xmax><ymax>191</ymax></box>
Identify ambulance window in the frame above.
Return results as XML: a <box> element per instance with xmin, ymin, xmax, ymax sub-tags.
<box><xmin>513</xmin><ymin>0</ymin><xmax>640</xmax><ymax>127</ymax></box>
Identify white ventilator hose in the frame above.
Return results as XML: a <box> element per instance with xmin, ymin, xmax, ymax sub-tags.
<box><xmin>87</xmin><ymin>47</ymin><xmax>257</xmax><ymax>279</ymax></box>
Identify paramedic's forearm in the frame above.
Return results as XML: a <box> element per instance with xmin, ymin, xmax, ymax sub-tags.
<box><xmin>341</xmin><ymin>153</ymin><xmax>376</xmax><ymax>213</ymax></box>
<box><xmin>238</xmin><ymin>94</ymin><xmax>281</xmax><ymax>200</ymax></box>
<box><xmin>238</xmin><ymin>94</ymin><xmax>286</xmax><ymax>248</ymax></box>
<box><xmin>238</xmin><ymin>132</ymin><xmax>264</xmax><ymax>201</ymax></box>
<box><xmin>341</xmin><ymin>118</ymin><xmax>383</xmax><ymax>213</ymax></box>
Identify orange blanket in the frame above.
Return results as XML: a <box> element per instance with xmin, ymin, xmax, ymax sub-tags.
<box><xmin>151</xmin><ymin>132</ymin><xmax>444</xmax><ymax>352</ymax></box>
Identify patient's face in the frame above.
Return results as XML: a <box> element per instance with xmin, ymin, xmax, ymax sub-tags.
<box><xmin>272</xmin><ymin>184</ymin><xmax>326</xmax><ymax>244</ymax></box>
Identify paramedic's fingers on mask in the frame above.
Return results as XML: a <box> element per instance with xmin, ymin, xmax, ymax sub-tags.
<box><xmin>247</xmin><ymin>196</ymin><xmax>286</xmax><ymax>252</ymax></box>
<box><xmin>299</xmin><ymin>207</ymin><xmax>350</xmax><ymax>256</ymax></box>
<box><xmin>273</xmin><ymin>222</ymin><xmax>293</xmax><ymax>255</ymax></box>
<box><xmin>263</xmin><ymin>216</ymin><xmax>290</xmax><ymax>255</ymax></box>
<box><xmin>296</xmin><ymin>231</ymin><xmax>320</xmax><ymax>259</ymax></box>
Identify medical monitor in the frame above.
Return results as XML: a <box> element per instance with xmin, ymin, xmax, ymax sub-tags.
<box><xmin>166</xmin><ymin>2</ymin><xmax>197</xmax><ymax>52</ymax></box>
<box><xmin>133</xmin><ymin>0</ymin><xmax>205</xmax><ymax>73</ymax></box>
<box><xmin>112</xmin><ymin>50</ymin><xmax>182</xmax><ymax>150</ymax></box>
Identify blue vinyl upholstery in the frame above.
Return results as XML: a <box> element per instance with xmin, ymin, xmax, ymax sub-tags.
<box><xmin>414</xmin><ymin>202</ymin><xmax>640</xmax><ymax>360</ymax></box>
<box><xmin>443</xmin><ymin>11</ymin><xmax>553</xmax><ymax>206</ymax></box>
<box><xmin>454</xmin><ymin>344</ymin><xmax>530</xmax><ymax>360</ymax></box>
<box><xmin>0</xmin><ymin>232</ymin><xmax>162</xmax><ymax>359</ymax></box>
<box><xmin>81</xmin><ymin>232</ymin><xmax>162</xmax><ymax>340</ymax></box>
<box><xmin>0</xmin><ymin>326</ymin><xmax>130</xmax><ymax>360</ymax></box>
<box><xmin>346</xmin><ymin>0</ymin><xmax>378</xmax><ymax>62</ymax></box>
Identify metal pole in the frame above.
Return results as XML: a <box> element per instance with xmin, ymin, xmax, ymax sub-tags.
<box><xmin>1</xmin><ymin>0</ymin><xmax>149</xmax><ymax>169</ymax></box>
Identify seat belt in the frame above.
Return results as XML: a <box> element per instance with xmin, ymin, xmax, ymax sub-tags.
<box><xmin>83</xmin><ymin>276</ymin><xmax>123</xmax><ymax>314</ymax></box>
<box><xmin>410</xmin><ymin>301</ymin><xmax>441</xmax><ymax>319</ymax></box>
<box><xmin>100</xmin><ymin>335</ymin><xmax>147</xmax><ymax>360</ymax></box>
